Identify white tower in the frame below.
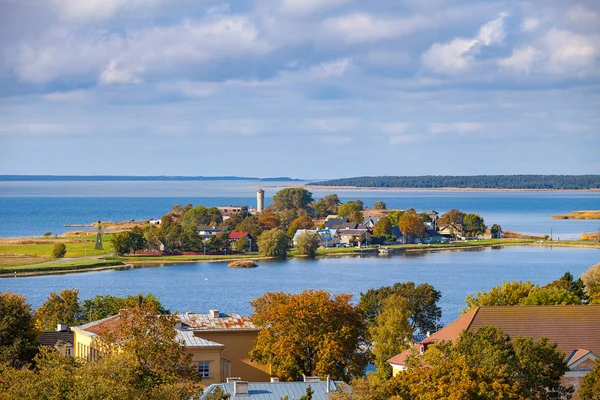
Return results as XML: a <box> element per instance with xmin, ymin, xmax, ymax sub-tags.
<box><xmin>256</xmin><ymin>189</ymin><xmax>265</xmax><ymax>214</ymax></box>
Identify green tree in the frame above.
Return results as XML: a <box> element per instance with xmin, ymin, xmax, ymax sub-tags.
<box><xmin>52</xmin><ymin>242</ymin><xmax>67</xmax><ymax>258</ymax></box>
<box><xmin>359</xmin><ymin>282</ymin><xmax>442</xmax><ymax>335</ymax></box>
<box><xmin>257</xmin><ymin>229</ymin><xmax>289</xmax><ymax>259</ymax></box>
<box><xmin>221</xmin><ymin>212</ymin><xmax>245</xmax><ymax>229</ymax></box>
<box><xmin>235</xmin><ymin>216</ymin><xmax>263</xmax><ymax>239</ymax></box>
<box><xmin>438</xmin><ymin>208</ymin><xmax>466</xmax><ymax>225</ymax></box>
<box><xmin>398</xmin><ymin>213</ymin><xmax>425</xmax><ymax>241</ymax></box>
<box><xmin>111</xmin><ymin>230</ymin><xmax>146</xmax><ymax>256</ymax></box>
<box><xmin>519</xmin><ymin>286</ymin><xmax>582</xmax><ymax>305</ymax></box>
<box><xmin>250</xmin><ymin>290</ymin><xmax>367</xmax><ymax>381</ymax></box>
<box><xmin>299</xmin><ymin>385</ymin><xmax>314</xmax><ymax>400</ymax></box>
<box><xmin>34</xmin><ymin>289</ymin><xmax>83</xmax><ymax>332</ymax></box>
<box><xmin>372</xmin><ymin>217</ymin><xmax>392</xmax><ymax>237</ymax></box>
<box><xmin>272</xmin><ymin>188</ymin><xmax>314</xmax><ymax>211</ymax></box>
<box><xmin>181</xmin><ymin>206</ymin><xmax>223</xmax><ymax>228</ymax></box>
<box><xmin>0</xmin><ymin>292</ymin><xmax>38</xmax><ymax>367</ymax></box>
<box><xmin>338</xmin><ymin>202</ymin><xmax>364</xmax><ymax>224</ymax></box>
<box><xmin>143</xmin><ymin>226</ymin><xmax>162</xmax><ymax>251</ymax></box>
<box><xmin>580</xmin><ymin>359</ymin><xmax>600</xmax><ymax>400</ymax></box>
<box><xmin>490</xmin><ymin>224</ymin><xmax>502</xmax><ymax>238</ymax></box>
<box><xmin>463</xmin><ymin>281</ymin><xmax>537</xmax><ymax>313</ymax></box>
<box><xmin>295</xmin><ymin>231</ymin><xmax>321</xmax><ymax>259</ymax></box>
<box><xmin>582</xmin><ymin>262</ymin><xmax>600</xmax><ymax>304</ymax></box>
<box><xmin>373</xmin><ymin>201</ymin><xmax>386</xmax><ymax>210</ymax></box>
<box><xmin>387</xmin><ymin>210</ymin><xmax>405</xmax><ymax>227</ymax></box>
<box><xmin>463</xmin><ymin>213</ymin><xmax>486</xmax><ymax>236</ymax></box>
<box><xmin>370</xmin><ymin>295</ymin><xmax>413</xmax><ymax>378</ymax></box>
<box><xmin>287</xmin><ymin>216</ymin><xmax>315</xmax><ymax>238</ymax></box>
<box><xmin>81</xmin><ymin>293</ymin><xmax>166</xmax><ymax>322</ymax></box>
<box><xmin>232</xmin><ymin>236</ymin><xmax>249</xmax><ymax>252</ymax></box>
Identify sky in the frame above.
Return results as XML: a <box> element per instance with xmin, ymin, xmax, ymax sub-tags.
<box><xmin>0</xmin><ymin>0</ymin><xmax>599</xmax><ymax>179</ymax></box>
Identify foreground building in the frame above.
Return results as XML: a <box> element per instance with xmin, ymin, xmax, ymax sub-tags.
<box><xmin>200</xmin><ymin>377</ymin><xmax>343</xmax><ymax>399</ymax></box>
<box><xmin>72</xmin><ymin>310</ymin><xmax>270</xmax><ymax>386</ymax></box>
<box><xmin>388</xmin><ymin>305</ymin><xmax>600</xmax><ymax>399</ymax></box>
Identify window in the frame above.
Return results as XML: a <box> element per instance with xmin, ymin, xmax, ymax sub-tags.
<box><xmin>198</xmin><ymin>361</ymin><xmax>210</xmax><ymax>378</ymax></box>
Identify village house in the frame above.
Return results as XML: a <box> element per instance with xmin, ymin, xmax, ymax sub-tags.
<box><xmin>292</xmin><ymin>229</ymin><xmax>339</xmax><ymax>248</ymax></box>
<box><xmin>337</xmin><ymin>228</ymin><xmax>371</xmax><ymax>246</ymax></box>
<box><xmin>228</xmin><ymin>231</ymin><xmax>255</xmax><ymax>251</ymax></box>
<box><xmin>38</xmin><ymin>323</ymin><xmax>74</xmax><ymax>357</ymax></box>
<box><xmin>217</xmin><ymin>206</ymin><xmax>249</xmax><ymax>219</ymax></box>
<box><xmin>196</xmin><ymin>225</ymin><xmax>229</xmax><ymax>239</ymax></box>
<box><xmin>71</xmin><ymin>310</ymin><xmax>271</xmax><ymax>387</ymax></box>
<box><xmin>437</xmin><ymin>223</ymin><xmax>464</xmax><ymax>240</ymax></box>
<box><xmin>387</xmin><ymin>305</ymin><xmax>600</xmax><ymax>399</ymax></box>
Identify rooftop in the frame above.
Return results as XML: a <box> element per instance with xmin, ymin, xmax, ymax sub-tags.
<box><xmin>200</xmin><ymin>381</ymin><xmax>342</xmax><ymax>400</ymax></box>
<box><xmin>178</xmin><ymin>312</ymin><xmax>258</xmax><ymax>331</ymax></box>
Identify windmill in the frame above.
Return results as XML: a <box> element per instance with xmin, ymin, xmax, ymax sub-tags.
<box><xmin>95</xmin><ymin>221</ymin><xmax>103</xmax><ymax>250</ymax></box>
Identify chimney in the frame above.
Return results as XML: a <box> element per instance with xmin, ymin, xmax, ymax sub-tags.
<box><xmin>56</xmin><ymin>323</ymin><xmax>68</xmax><ymax>332</ymax></box>
<box><xmin>426</xmin><ymin>331</ymin><xmax>431</xmax><ymax>338</ymax></box>
<box><xmin>227</xmin><ymin>377</ymin><xmax>241</xmax><ymax>383</ymax></box>
<box><xmin>233</xmin><ymin>381</ymin><xmax>249</xmax><ymax>396</ymax></box>
<box><xmin>303</xmin><ymin>375</ymin><xmax>321</xmax><ymax>383</ymax></box>
<box><xmin>326</xmin><ymin>375</ymin><xmax>331</xmax><ymax>393</ymax></box>
<box><xmin>270</xmin><ymin>377</ymin><xmax>279</xmax><ymax>383</ymax></box>
<box><xmin>209</xmin><ymin>310</ymin><xmax>220</xmax><ymax>319</ymax></box>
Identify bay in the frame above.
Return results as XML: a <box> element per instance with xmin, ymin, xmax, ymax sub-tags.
<box><xmin>1</xmin><ymin>246</ymin><xmax>598</xmax><ymax>325</ymax></box>
<box><xmin>0</xmin><ymin>180</ymin><xmax>599</xmax><ymax>238</ymax></box>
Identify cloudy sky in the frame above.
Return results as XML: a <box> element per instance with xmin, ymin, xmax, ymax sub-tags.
<box><xmin>0</xmin><ymin>0</ymin><xmax>599</xmax><ymax>178</ymax></box>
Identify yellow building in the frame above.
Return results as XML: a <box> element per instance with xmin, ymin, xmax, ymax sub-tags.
<box><xmin>71</xmin><ymin>309</ymin><xmax>270</xmax><ymax>386</ymax></box>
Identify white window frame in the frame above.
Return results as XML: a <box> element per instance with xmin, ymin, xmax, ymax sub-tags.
<box><xmin>198</xmin><ymin>361</ymin><xmax>211</xmax><ymax>378</ymax></box>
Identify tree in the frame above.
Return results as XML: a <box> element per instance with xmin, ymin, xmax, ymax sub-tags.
<box><xmin>299</xmin><ymin>385</ymin><xmax>314</xmax><ymax>400</ymax></box>
<box><xmin>182</xmin><ymin>206</ymin><xmax>223</xmax><ymax>228</ymax></box>
<box><xmin>338</xmin><ymin>202</ymin><xmax>364</xmax><ymax>224</ymax></box>
<box><xmin>582</xmin><ymin>262</ymin><xmax>600</xmax><ymax>304</ymax></box>
<box><xmin>258</xmin><ymin>215</ymin><xmax>281</xmax><ymax>230</ymax></box>
<box><xmin>235</xmin><ymin>216</ymin><xmax>263</xmax><ymax>239</ymax></box>
<box><xmin>387</xmin><ymin>210</ymin><xmax>404</xmax><ymax>227</ymax></box>
<box><xmin>82</xmin><ymin>293</ymin><xmax>167</xmax><ymax>322</ymax></box>
<box><xmin>221</xmin><ymin>212</ymin><xmax>245</xmax><ymax>229</ymax></box>
<box><xmin>463</xmin><ymin>213</ymin><xmax>486</xmax><ymax>236</ymax></box>
<box><xmin>438</xmin><ymin>208</ymin><xmax>466</xmax><ymax>225</ymax></box>
<box><xmin>287</xmin><ymin>216</ymin><xmax>315</xmax><ymax>238</ymax></box>
<box><xmin>250</xmin><ymin>290</ymin><xmax>368</xmax><ymax>381</ymax></box>
<box><xmin>463</xmin><ymin>281</ymin><xmax>537</xmax><ymax>313</ymax></box>
<box><xmin>143</xmin><ymin>226</ymin><xmax>162</xmax><ymax>251</ymax></box>
<box><xmin>0</xmin><ymin>292</ymin><xmax>38</xmax><ymax>367</ymax></box>
<box><xmin>34</xmin><ymin>289</ymin><xmax>83</xmax><ymax>332</ymax></box>
<box><xmin>373</xmin><ymin>201</ymin><xmax>386</xmax><ymax>210</ymax></box>
<box><xmin>52</xmin><ymin>242</ymin><xmax>67</xmax><ymax>258</ymax></box>
<box><xmin>98</xmin><ymin>302</ymin><xmax>198</xmax><ymax>392</ymax></box>
<box><xmin>490</xmin><ymin>224</ymin><xmax>502</xmax><ymax>238</ymax></box>
<box><xmin>110</xmin><ymin>230</ymin><xmax>146</xmax><ymax>256</ymax></box>
<box><xmin>272</xmin><ymin>188</ymin><xmax>314</xmax><ymax>211</ymax></box>
<box><xmin>359</xmin><ymin>282</ymin><xmax>442</xmax><ymax>336</ymax></box>
<box><xmin>295</xmin><ymin>231</ymin><xmax>321</xmax><ymax>259</ymax></box>
<box><xmin>257</xmin><ymin>229</ymin><xmax>289</xmax><ymax>259</ymax></box>
<box><xmin>370</xmin><ymin>295</ymin><xmax>413</xmax><ymax>378</ymax></box>
<box><xmin>372</xmin><ymin>217</ymin><xmax>392</xmax><ymax>237</ymax></box>
<box><xmin>232</xmin><ymin>236</ymin><xmax>249</xmax><ymax>252</ymax></box>
<box><xmin>579</xmin><ymin>359</ymin><xmax>600</xmax><ymax>400</ymax></box>
<box><xmin>519</xmin><ymin>286</ymin><xmax>582</xmax><ymax>305</ymax></box>
<box><xmin>398</xmin><ymin>213</ymin><xmax>425</xmax><ymax>241</ymax></box>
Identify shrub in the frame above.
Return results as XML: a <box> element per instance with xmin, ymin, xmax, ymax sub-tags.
<box><xmin>52</xmin><ymin>243</ymin><xmax>67</xmax><ymax>258</ymax></box>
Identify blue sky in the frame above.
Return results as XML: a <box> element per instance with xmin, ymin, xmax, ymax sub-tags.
<box><xmin>0</xmin><ymin>0</ymin><xmax>598</xmax><ymax>178</ymax></box>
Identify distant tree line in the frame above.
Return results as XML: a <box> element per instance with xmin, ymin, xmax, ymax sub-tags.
<box><xmin>310</xmin><ymin>175</ymin><xmax>600</xmax><ymax>190</ymax></box>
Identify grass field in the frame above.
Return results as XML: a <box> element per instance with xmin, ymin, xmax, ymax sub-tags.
<box><xmin>0</xmin><ymin>259</ymin><xmax>124</xmax><ymax>276</ymax></box>
<box><xmin>0</xmin><ymin>234</ymin><xmax>113</xmax><ymax>261</ymax></box>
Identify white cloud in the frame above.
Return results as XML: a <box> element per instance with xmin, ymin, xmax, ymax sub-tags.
<box><xmin>430</xmin><ymin>123</ymin><xmax>485</xmax><ymax>134</ymax></box>
<box><xmin>421</xmin><ymin>13</ymin><xmax>507</xmax><ymax>74</ymax></box>
<box><xmin>498</xmin><ymin>45</ymin><xmax>540</xmax><ymax>73</ymax></box>
<box><xmin>566</xmin><ymin>5</ymin><xmax>600</xmax><ymax>27</ymax></box>
<box><xmin>521</xmin><ymin>17</ymin><xmax>540</xmax><ymax>33</ymax></box>
<box><xmin>52</xmin><ymin>0</ymin><xmax>160</xmax><ymax>21</ymax></box>
<box><xmin>380</xmin><ymin>123</ymin><xmax>410</xmax><ymax>135</ymax></box>
<box><xmin>43</xmin><ymin>89</ymin><xmax>89</xmax><ymax>102</ymax></box>
<box><xmin>388</xmin><ymin>134</ymin><xmax>421</xmax><ymax>145</ymax></box>
<box><xmin>325</xmin><ymin>13</ymin><xmax>430</xmax><ymax>43</ymax></box>
<box><xmin>542</xmin><ymin>29</ymin><xmax>600</xmax><ymax>75</ymax></box>
<box><xmin>314</xmin><ymin>58</ymin><xmax>351</xmax><ymax>78</ymax></box>
<box><xmin>99</xmin><ymin>60</ymin><xmax>143</xmax><ymax>84</ymax></box>
<box><xmin>281</xmin><ymin>0</ymin><xmax>348</xmax><ymax>16</ymax></box>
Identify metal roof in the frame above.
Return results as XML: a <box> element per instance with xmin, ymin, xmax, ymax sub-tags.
<box><xmin>175</xmin><ymin>328</ymin><xmax>224</xmax><ymax>348</ymax></box>
<box><xmin>200</xmin><ymin>381</ymin><xmax>343</xmax><ymax>400</ymax></box>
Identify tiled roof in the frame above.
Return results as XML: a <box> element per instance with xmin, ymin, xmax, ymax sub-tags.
<box><xmin>389</xmin><ymin>305</ymin><xmax>600</xmax><ymax>367</ymax></box>
<box><xmin>200</xmin><ymin>381</ymin><xmax>343</xmax><ymax>400</ymax></box>
<box><xmin>38</xmin><ymin>331</ymin><xmax>74</xmax><ymax>347</ymax></box>
<box><xmin>72</xmin><ymin>315</ymin><xmax>121</xmax><ymax>336</ymax></box>
<box><xmin>178</xmin><ymin>312</ymin><xmax>258</xmax><ymax>331</ymax></box>
<box><xmin>229</xmin><ymin>232</ymin><xmax>250</xmax><ymax>239</ymax></box>
<box><xmin>175</xmin><ymin>328</ymin><xmax>224</xmax><ymax>348</ymax></box>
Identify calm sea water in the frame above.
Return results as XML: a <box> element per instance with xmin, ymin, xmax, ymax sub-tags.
<box><xmin>1</xmin><ymin>246</ymin><xmax>598</xmax><ymax>325</ymax></box>
<box><xmin>0</xmin><ymin>180</ymin><xmax>599</xmax><ymax>238</ymax></box>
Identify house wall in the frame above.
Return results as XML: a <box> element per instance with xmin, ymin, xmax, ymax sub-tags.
<box><xmin>190</xmin><ymin>347</ymin><xmax>223</xmax><ymax>387</ymax></box>
<box><xmin>73</xmin><ymin>331</ymin><xmax>99</xmax><ymax>361</ymax></box>
<box><xmin>196</xmin><ymin>331</ymin><xmax>271</xmax><ymax>382</ymax></box>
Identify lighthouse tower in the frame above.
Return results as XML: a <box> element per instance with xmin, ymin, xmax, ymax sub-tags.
<box><xmin>256</xmin><ymin>189</ymin><xmax>265</xmax><ymax>214</ymax></box>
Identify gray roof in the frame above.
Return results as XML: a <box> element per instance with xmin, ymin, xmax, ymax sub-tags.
<box><xmin>325</xmin><ymin>218</ymin><xmax>348</xmax><ymax>229</ymax></box>
<box><xmin>175</xmin><ymin>328</ymin><xmax>224</xmax><ymax>348</ymax></box>
<box><xmin>200</xmin><ymin>381</ymin><xmax>343</xmax><ymax>400</ymax></box>
<box><xmin>337</xmin><ymin>229</ymin><xmax>369</xmax><ymax>236</ymax></box>
<box><xmin>38</xmin><ymin>331</ymin><xmax>74</xmax><ymax>347</ymax></box>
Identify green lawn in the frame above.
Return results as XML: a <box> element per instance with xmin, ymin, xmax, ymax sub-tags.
<box><xmin>0</xmin><ymin>234</ymin><xmax>114</xmax><ymax>259</ymax></box>
<box><xmin>0</xmin><ymin>259</ymin><xmax>124</xmax><ymax>275</ymax></box>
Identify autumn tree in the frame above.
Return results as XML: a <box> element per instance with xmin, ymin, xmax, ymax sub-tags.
<box><xmin>235</xmin><ymin>216</ymin><xmax>263</xmax><ymax>239</ymax></box>
<box><xmin>463</xmin><ymin>213</ymin><xmax>486</xmax><ymax>236</ymax></box>
<box><xmin>438</xmin><ymin>208</ymin><xmax>466</xmax><ymax>225</ymax></box>
<box><xmin>338</xmin><ymin>202</ymin><xmax>364</xmax><ymax>224</ymax></box>
<box><xmin>398</xmin><ymin>213</ymin><xmax>425</xmax><ymax>241</ymax></box>
<box><xmin>490</xmin><ymin>223</ymin><xmax>502</xmax><ymax>238</ymax></box>
<box><xmin>359</xmin><ymin>282</ymin><xmax>442</xmax><ymax>336</ymax></box>
<box><xmin>257</xmin><ymin>229</ymin><xmax>289</xmax><ymax>259</ymax></box>
<box><xmin>372</xmin><ymin>217</ymin><xmax>392</xmax><ymax>237</ymax></box>
<box><xmin>463</xmin><ymin>281</ymin><xmax>537</xmax><ymax>313</ymax></box>
<box><xmin>35</xmin><ymin>289</ymin><xmax>84</xmax><ymax>332</ymax></box>
<box><xmin>0</xmin><ymin>292</ymin><xmax>38</xmax><ymax>367</ymax></box>
<box><xmin>272</xmin><ymin>188</ymin><xmax>314</xmax><ymax>211</ymax></box>
<box><xmin>294</xmin><ymin>231</ymin><xmax>321</xmax><ymax>258</ymax></box>
<box><xmin>98</xmin><ymin>302</ymin><xmax>198</xmax><ymax>392</ymax></box>
<box><xmin>221</xmin><ymin>212</ymin><xmax>245</xmax><ymax>229</ymax></box>
<box><xmin>249</xmin><ymin>290</ymin><xmax>368</xmax><ymax>381</ymax></box>
<box><xmin>373</xmin><ymin>201</ymin><xmax>386</xmax><ymax>210</ymax></box>
<box><xmin>52</xmin><ymin>242</ymin><xmax>67</xmax><ymax>258</ymax></box>
<box><xmin>181</xmin><ymin>206</ymin><xmax>223</xmax><ymax>228</ymax></box>
<box><xmin>579</xmin><ymin>359</ymin><xmax>600</xmax><ymax>400</ymax></box>
<box><xmin>369</xmin><ymin>295</ymin><xmax>413</xmax><ymax>378</ymax></box>
<box><xmin>287</xmin><ymin>216</ymin><xmax>315</xmax><ymax>238</ymax></box>
<box><xmin>582</xmin><ymin>262</ymin><xmax>600</xmax><ymax>304</ymax></box>
<box><xmin>258</xmin><ymin>215</ymin><xmax>281</xmax><ymax>230</ymax></box>
<box><xmin>314</xmin><ymin>194</ymin><xmax>342</xmax><ymax>216</ymax></box>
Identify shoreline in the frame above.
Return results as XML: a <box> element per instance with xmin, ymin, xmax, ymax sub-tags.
<box><xmin>3</xmin><ymin>240</ymin><xmax>598</xmax><ymax>278</ymax></box>
<box><xmin>304</xmin><ymin>185</ymin><xmax>600</xmax><ymax>193</ymax></box>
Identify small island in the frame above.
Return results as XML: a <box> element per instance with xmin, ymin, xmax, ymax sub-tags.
<box><xmin>551</xmin><ymin>210</ymin><xmax>600</xmax><ymax>220</ymax></box>
<box><xmin>228</xmin><ymin>260</ymin><xmax>258</xmax><ymax>268</ymax></box>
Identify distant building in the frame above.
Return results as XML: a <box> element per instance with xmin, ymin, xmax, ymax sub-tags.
<box><xmin>256</xmin><ymin>190</ymin><xmax>265</xmax><ymax>214</ymax></box>
<box><xmin>388</xmin><ymin>305</ymin><xmax>600</xmax><ymax>399</ymax></box>
<box><xmin>217</xmin><ymin>206</ymin><xmax>249</xmax><ymax>219</ymax></box>
<box><xmin>196</xmin><ymin>225</ymin><xmax>229</xmax><ymax>239</ymax></box>
<box><xmin>338</xmin><ymin>228</ymin><xmax>371</xmax><ymax>246</ymax></box>
<box><xmin>292</xmin><ymin>229</ymin><xmax>339</xmax><ymax>248</ymax></box>
<box><xmin>71</xmin><ymin>310</ymin><xmax>271</xmax><ymax>387</ymax></box>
